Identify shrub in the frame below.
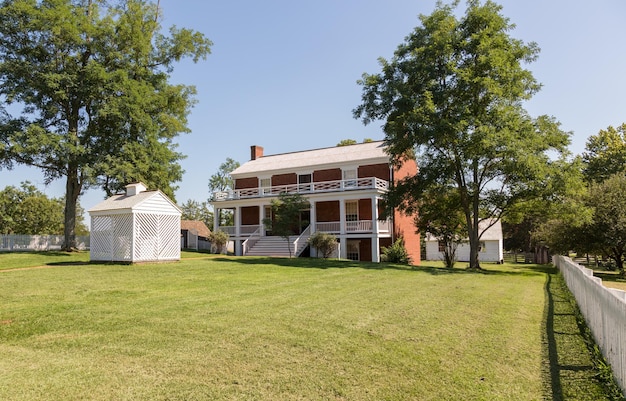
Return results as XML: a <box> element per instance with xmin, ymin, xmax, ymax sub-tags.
<box><xmin>209</xmin><ymin>230</ymin><xmax>229</xmax><ymax>254</ymax></box>
<box><xmin>308</xmin><ymin>232</ymin><xmax>337</xmax><ymax>258</ymax></box>
<box><xmin>381</xmin><ymin>238</ymin><xmax>412</xmax><ymax>264</ymax></box>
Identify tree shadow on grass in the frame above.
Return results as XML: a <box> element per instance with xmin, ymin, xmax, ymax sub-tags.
<box><xmin>46</xmin><ymin>261</ymin><xmax>92</xmax><ymax>267</ymax></box>
<box><xmin>212</xmin><ymin>256</ymin><xmax>553</xmax><ymax>277</ymax></box>
<box><xmin>540</xmin><ymin>270</ymin><xmax>616</xmax><ymax>401</ymax></box>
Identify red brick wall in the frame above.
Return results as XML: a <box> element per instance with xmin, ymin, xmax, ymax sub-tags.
<box><xmin>393</xmin><ymin>159</ymin><xmax>420</xmax><ymax>264</ymax></box>
<box><xmin>313</xmin><ymin>168</ymin><xmax>341</xmax><ymax>182</ymax></box>
<box><xmin>358</xmin><ymin>163</ymin><xmax>390</xmax><ymax>180</ymax></box>
<box><xmin>240</xmin><ymin>206</ymin><xmax>259</xmax><ymax>225</ymax></box>
<box><xmin>316</xmin><ymin>201</ymin><xmax>339</xmax><ymax>222</ymax></box>
<box><xmin>235</xmin><ymin>177</ymin><xmax>258</xmax><ymax>190</ymax></box>
<box><xmin>272</xmin><ymin>173</ymin><xmax>297</xmax><ymax>186</ymax></box>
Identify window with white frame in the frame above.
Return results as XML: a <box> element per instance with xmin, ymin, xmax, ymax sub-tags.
<box><xmin>345</xmin><ymin>200</ymin><xmax>358</xmax><ymax>222</ymax></box>
<box><xmin>298</xmin><ymin>173</ymin><xmax>312</xmax><ymax>192</ymax></box>
<box><xmin>343</xmin><ymin>169</ymin><xmax>357</xmax><ymax>187</ymax></box>
<box><xmin>347</xmin><ymin>240</ymin><xmax>360</xmax><ymax>261</ymax></box>
<box><xmin>259</xmin><ymin>178</ymin><xmax>271</xmax><ymax>195</ymax></box>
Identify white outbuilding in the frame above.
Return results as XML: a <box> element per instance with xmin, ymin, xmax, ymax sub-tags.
<box><xmin>88</xmin><ymin>182</ymin><xmax>181</xmax><ymax>263</ymax></box>
<box><xmin>425</xmin><ymin>219</ymin><xmax>504</xmax><ymax>263</ymax></box>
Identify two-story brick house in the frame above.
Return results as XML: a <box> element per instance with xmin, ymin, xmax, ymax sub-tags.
<box><xmin>210</xmin><ymin>141</ymin><xmax>420</xmax><ymax>264</ymax></box>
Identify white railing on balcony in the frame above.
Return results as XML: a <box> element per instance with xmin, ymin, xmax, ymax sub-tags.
<box><xmin>377</xmin><ymin>220</ymin><xmax>391</xmax><ymax>233</ymax></box>
<box><xmin>219</xmin><ymin>225</ymin><xmax>261</xmax><ymax>236</ymax></box>
<box><xmin>212</xmin><ymin>177</ymin><xmax>389</xmax><ymax>201</ymax></box>
<box><xmin>315</xmin><ymin>220</ymin><xmax>392</xmax><ymax>234</ymax></box>
<box><xmin>220</xmin><ymin>221</ymin><xmax>390</xmax><ymax>237</ymax></box>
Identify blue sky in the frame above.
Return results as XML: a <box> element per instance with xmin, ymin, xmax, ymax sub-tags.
<box><xmin>2</xmin><ymin>0</ymin><xmax>625</xmax><ymax>223</ymax></box>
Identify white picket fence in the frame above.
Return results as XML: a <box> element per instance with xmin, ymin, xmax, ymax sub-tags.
<box><xmin>553</xmin><ymin>255</ymin><xmax>626</xmax><ymax>395</ymax></box>
<box><xmin>0</xmin><ymin>235</ymin><xmax>90</xmax><ymax>251</ymax></box>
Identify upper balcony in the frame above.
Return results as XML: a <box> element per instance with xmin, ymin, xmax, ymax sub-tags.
<box><xmin>212</xmin><ymin>177</ymin><xmax>389</xmax><ymax>202</ymax></box>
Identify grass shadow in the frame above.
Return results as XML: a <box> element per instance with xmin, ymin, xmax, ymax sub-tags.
<box><xmin>46</xmin><ymin>261</ymin><xmax>93</xmax><ymax>267</ymax></box>
<box><xmin>212</xmin><ymin>255</ymin><xmax>554</xmax><ymax>278</ymax></box>
<box><xmin>543</xmin><ymin>272</ymin><xmax>564</xmax><ymax>401</ymax></box>
<box><xmin>540</xmin><ymin>270</ymin><xmax>623</xmax><ymax>400</ymax></box>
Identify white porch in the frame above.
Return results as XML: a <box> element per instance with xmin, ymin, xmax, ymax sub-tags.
<box><xmin>213</xmin><ymin>194</ymin><xmax>391</xmax><ymax>262</ymax></box>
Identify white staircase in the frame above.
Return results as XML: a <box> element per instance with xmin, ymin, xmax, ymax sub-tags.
<box><xmin>245</xmin><ymin>229</ymin><xmax>310</xmax><ymax>257</ymax></box>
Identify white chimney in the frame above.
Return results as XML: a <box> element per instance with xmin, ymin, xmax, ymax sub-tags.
<box><xmin>125</xmin><ymin>182</ymin><xmax>147</xmax><ymax>196</ymax></box>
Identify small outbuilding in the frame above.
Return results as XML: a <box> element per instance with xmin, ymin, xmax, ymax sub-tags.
<box><xmin>181</xmin><ymin>220</ymin><xmax>211</xmax><ymax>250</ymax></box>
<box><xmin>425</xmin><ymin>219</ymin><xmax>504</xmax><ymax>263</ymax></box>
<box><xmin>88</xmin><ymin>182</ymin><xmax>181</xmax><ymax>263</ymax></box>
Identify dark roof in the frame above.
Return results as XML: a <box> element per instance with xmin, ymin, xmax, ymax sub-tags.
<box><xmin>181</xmin><ymin>220</ymin><xmax>211</xmax><ymax>238</ymax></box>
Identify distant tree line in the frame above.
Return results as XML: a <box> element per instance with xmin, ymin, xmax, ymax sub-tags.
<box><xmin>0</xmin><ymin>182</ymin><xmax>88</xmax><ymax>235</ymax></box>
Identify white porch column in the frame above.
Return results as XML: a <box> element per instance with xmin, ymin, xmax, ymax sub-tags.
<box><xmin>372</xmin><ymin>197</ymin><xmax>380</xmax><ymax>262</ymax></box>
<box><xmin>234</xmin><ymin>206</ymin><xmax>241</xmax><ymax>255</ymax></box>
<box><xmin>310</xmin><ymin>201</ymin><xmax>316</xmax><ymax>234</ymax></box>
<box><xmin>234</xmin><ymin>206</ymin><xmax>241</xmax><ymax>237</ymax></box>
<box><xmin>372</xmin><ymin>196</ymin><xmax>379</xmax><ymax>235</ymax></box>
<box><xmin>309</xmin><ymin>201</ymin><xmax>317</xmax><ymax>258</ymax></box>
<box><xmin>339</xmin><ymin>237</ymin><xmax>347</xmax><ymax>260</ymax></box>
<box><xmin>339</xmin><ymin>200</ymin><xmax>347</xmax><ymax>259</ymax></box>
<box><xmin>259</xmin><ymin>204</ymin><xmax>265</xmax><ymax>236</ymax></box>
<box><xmin>213</xmin><ymin>208</ymin><xmax>220</xmax><ymax>233</ymax></box>
<box><xmin>339</xmin><ymin>200</ymin><xmax>346</xmax><ymax>235</ymax></box>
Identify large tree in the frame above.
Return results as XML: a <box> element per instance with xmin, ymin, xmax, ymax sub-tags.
<box><xmin>0</xmin><ymin>182</ymin><xmax>87</xmax><ymax>235</ymax></box>
<box><xmin>0</xmin><ymin>0</ymin><xmax>211</xmax><ymax>250</ymax></box>
<box><xmin>585</xmin><ymin>174</ymin><xmax>626</xmax><ymax>275</ymax></box>
<box><xmin>354</xmin><ymin>0</ymin><xmax>570</xmax><ymax>269</ymax></box>
<box><xmin>209</xmin><ymin>157</ymin><xmax>240</xmax><ymax>227</ymax></box>
<box><xmin>180</xmin><ymin>199</ymin><xmax>213</xmax><ymax>231</ymax></box>
<box><xmin>208</xmin><ymin>157</ymin><xmax>240</xmax><ymax>194</ymax></box>
<box><xmin>414</xmin><ymin>185</ymin><xmax>466</xmax><ymax>268</ymax></box>
<box><xmin>582</xmin><ymin>123</ymin><xmax>626</xmax><ymax>184</ymax></box>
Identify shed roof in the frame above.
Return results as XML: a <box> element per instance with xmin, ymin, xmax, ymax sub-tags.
<box><xmin>231</xmin><ymin>141</ymin><xmax>388</xmax><ymax>177</ymax></box>
<box><xmin>181</xmin><ymin>220</ymin><xmax>211</xmax><ymax>238</ymax></box>
<box><xmin>88</xmin><ymin>190</ymin><xmax>181</xmax><ymax>214</ymax></box>
<box><xmin>425</xmin><ymin>219</ymin><xmax>502</xmax><ymax>241</ymax></box>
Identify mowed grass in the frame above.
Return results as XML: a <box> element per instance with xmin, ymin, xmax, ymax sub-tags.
<box><xmin>0</xmin><ymin>254</ymin><xmax>616</xmax><ymax>400</ymax></box>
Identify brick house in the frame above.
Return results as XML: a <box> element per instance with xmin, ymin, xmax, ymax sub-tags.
<box><xmin>210</xmin><ymin>141</ymin><xmax>420</xmax><ymax>264</ymax></box>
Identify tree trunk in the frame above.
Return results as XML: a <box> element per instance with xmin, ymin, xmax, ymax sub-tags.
<box><xmin>468</xmin><ymin>162</ymin><xmax>481</xmax><ymax>270</ymax></box>
<box><xmin>468</xmin><ymin>228</ymin><xmax>480</xmax><ymax>269</ymax></box>
<box><xmin>62</xmin><ymin>165</ymin><xmax>81</xmax><ymax>251</ymax></box>
<box><xmin>614</xmin><ymin>251</ymin><xmax>625</xmax><ymax>277</ymax></box>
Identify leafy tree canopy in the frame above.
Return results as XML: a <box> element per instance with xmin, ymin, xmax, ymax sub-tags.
<box><xmin>0</xmin><ymin>182</ymin><xmax>87</xmax><ymax>235</ymax></box>
<box><xmin>354</xmin><ymin>0</ymin><xmax>571</xmax><ymax>269</ymax></box>
<box><xmin>180</xmin><ymin>199</ymin><xmax>213</xmax><ymax>231</ymax></box>
<box><xmin>584</xmin><ymin>174</ymin><xmax>626</xmax><ymax>275</ymax></box>
<box><xmin>336</xmin><ymin>139</ymin><xmax>357</xmax><ymax>147</ymax></box>
<box><xmin>0</xmin><ymin>0</ymin><xmax>211</xmax><ymax>249</ymax></box>
<box><xmin>208</xmin><ymin>157</ymin><xmax>240</xmax><ymax>193</ymax></box>
<box><xmin>582</xmin><ymin>123</ymin><xmax>626</xmax><ymax>183</ymax></box>
<box><xmin>414</xmin><ymin>185</ymin><xmax>466</xmax><ymax>267</ymax></box>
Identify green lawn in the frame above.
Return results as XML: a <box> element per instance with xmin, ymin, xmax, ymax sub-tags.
<box><xmin>0</xmin><ymin>253</ymin><xmax>620</xmax><ymax>400</ymax></box>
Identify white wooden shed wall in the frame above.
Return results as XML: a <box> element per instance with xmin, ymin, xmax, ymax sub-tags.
<box><xmin>425</xmin><ymin>239</ymin><xmax>503</xmax><ymax>262</ymax></box>
<box><xmin>88</xmin><ymin>183</ymin><xmax>181</xmax><ymax>263</ymax></box>
<box><xmin>424</xmin><ymin>219</ymin><xmax>503</xmax><ymax>263</ymax></box>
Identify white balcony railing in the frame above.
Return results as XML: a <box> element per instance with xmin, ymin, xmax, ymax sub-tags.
<box><xmin>212</xmin><ymin>177</ymin><xmax>389</xmax><ymax>202</ymax></box>
<box><xmin>219</xmin><ymin>225</ymin><xmax>261</xmax><ymax>236</ymax></box>
<box><xmin>315</xmin><ymin>220</ymin><xmax>392</xmax><ymax>234</ymax></box>
<box><xmin>220</xmin><ymin>221</ymin><xmax>390</xmax><ymax>237</ymax></box>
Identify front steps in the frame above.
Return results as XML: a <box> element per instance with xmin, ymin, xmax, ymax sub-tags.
<box><xmin>245</xmin><ymin>235</ymin><xmax>309</xmax><ymax>257</ymax></box>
